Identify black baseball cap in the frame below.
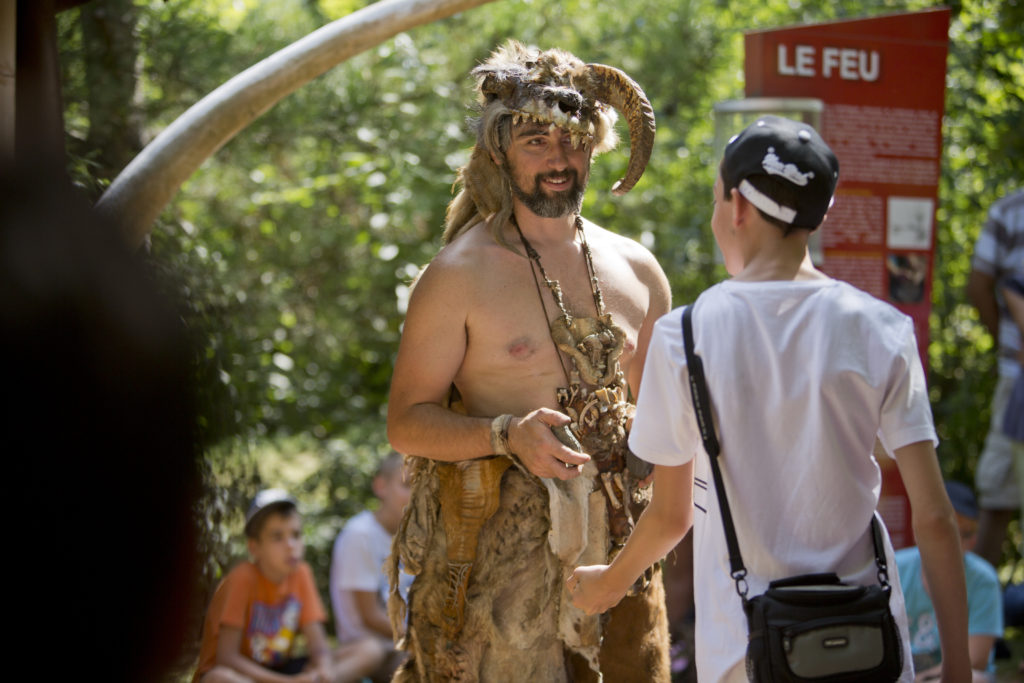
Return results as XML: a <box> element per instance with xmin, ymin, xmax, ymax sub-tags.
<box><xmin>721</xmin><ymin>115</ymin><xmax>839</xmax><ymax>230</ymax></box>
<box><xmin>944</xmin><ymin>481</ymin><xmax>979</xmax><ymax>520</ymax></box>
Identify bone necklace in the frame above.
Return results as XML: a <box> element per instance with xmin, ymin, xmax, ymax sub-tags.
<box><xmin>513</xmin><ymin>214</ymin><xmax>626</xmax><ymax>389</ymax></box>
<box><xmin>515</xmin><ymin>215</ymin><xmax>650</xmax><ymax>594</ymax></box>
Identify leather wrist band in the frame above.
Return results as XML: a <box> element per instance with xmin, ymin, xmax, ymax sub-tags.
<box><xmin>490</xmin><ymin>414</ymin><xmax>514</xmax><ymax>456</ymax></box>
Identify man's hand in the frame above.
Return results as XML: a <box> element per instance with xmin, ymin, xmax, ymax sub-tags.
<box><xmin>507</xmin><ymin>407</ymin><xmax>590</xmax><ymax>480</ymax></box>
<box><xmin>966</xmin><ymin>269</ymin><xmax>999</xmax><ymax>339</ymax></box>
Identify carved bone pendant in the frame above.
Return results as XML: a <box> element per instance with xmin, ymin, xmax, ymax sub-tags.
<box><xmin>549</xmin><ymin>313</ymin><xmax>626</xmax><ymax>387</ymax></box>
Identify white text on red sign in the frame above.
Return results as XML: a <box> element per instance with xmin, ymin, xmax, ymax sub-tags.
<box><xmin>777</xmin><ymin>45</ymin><xmax>880</xmax><ymax>81</ymax></box>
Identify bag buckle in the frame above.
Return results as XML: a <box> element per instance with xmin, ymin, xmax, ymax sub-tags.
<box><xmin>732</xmin><ymin>569</ymin><xmax>749</xmax><ymax>599</ymax></box>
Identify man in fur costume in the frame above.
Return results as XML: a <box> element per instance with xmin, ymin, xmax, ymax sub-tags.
<box><xmin>386</xmin><ymin>41</ymin><xmax>672</xmax><ymax>682</ymax></box>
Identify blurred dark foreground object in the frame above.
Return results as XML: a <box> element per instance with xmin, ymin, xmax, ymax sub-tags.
<box><xmin>0</xmin><ymin>167</ymin><xmax>202</xmax><ymax>682</ymax></box>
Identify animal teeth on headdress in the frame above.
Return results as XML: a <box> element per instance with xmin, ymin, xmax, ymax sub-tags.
<box><xmin>508</xmin><ymin>107</ymin><xmax>596</xmax><ymax>143</ymax></box>
<box><xmin>472</xmin><ymin>42</ymin><xmax>655</xmax><ymax>194</ymax></box>
<box><xmin>518</xmin><ymin>100</ymin><xmax>596</xmax><ymax>137</ymax></box>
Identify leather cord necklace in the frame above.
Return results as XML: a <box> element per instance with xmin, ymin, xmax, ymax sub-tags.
<box><xmin>513</xmin><ymin>213</ymin><xmax>606</xmax><ymax>386</ymax></box>
<box><xmin>514</xmin><ymin>214</ymin><xmax>651</xmax><ymax>594</ymax></box>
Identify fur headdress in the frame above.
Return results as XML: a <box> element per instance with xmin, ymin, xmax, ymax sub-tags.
<box><xmin>443</xmin><ymin>41</ymin><xmax>656</xmax><ymax>246</ymax></box>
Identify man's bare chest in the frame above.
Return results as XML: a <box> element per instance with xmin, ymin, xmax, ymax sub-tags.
<box><xmin>459</xmin><ymin>269</ymin><xmax>641</xmax><ymax>380</ymax></box>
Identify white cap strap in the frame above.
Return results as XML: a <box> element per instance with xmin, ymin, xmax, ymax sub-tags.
<box><xmin>737</xmin><ymin>179</ymin><xmax>796</xmax><ymax>224</ymax></box>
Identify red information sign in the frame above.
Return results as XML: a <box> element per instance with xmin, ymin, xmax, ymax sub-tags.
<box><xmin>742</xmin><ymin>9</ymin><xmax>951</xmax><ymax>549</ymax></box>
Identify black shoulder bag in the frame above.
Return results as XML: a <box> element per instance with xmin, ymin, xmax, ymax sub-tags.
<box><xmin>681</xmin><ymin>305</ymin><xmax>903</xmax><ymax>683</ymax></box>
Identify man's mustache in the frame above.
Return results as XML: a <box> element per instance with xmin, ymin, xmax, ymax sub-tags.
<box><xmin>535</xmin><ymin>170</ymin><xmax>578</xmax><ymax>184</ymax></box>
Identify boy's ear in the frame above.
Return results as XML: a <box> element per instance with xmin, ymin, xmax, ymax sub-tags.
<box><xmin>247</xmin><ymin>536</ymin><xmax>259</xmax><ymax>558</ymax></box>
<box><xmin>371</xmin><ymin>474</ymin><xmax>386</xmax><ymax>499</ymax></box>
<box><xmin>729</xmin><ymin>186</ymin><xmax>749</xmax><ymax>227</ymax></box>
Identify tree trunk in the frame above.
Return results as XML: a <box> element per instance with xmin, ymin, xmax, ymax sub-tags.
<box><xmin>81</xmin><ymin>0</ymin><xmax>141</xmax><ymax>184</ymax></box>
<box><xmin>95</xmin><ymin>0</ymin><xmax>497</xmax><ymax>248</ymax></box>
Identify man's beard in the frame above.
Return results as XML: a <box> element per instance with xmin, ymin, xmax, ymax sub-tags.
<box><xmin>508</xmin><ymin>168</ymin><xmax>588</xmax><ymax>218</ymax></box>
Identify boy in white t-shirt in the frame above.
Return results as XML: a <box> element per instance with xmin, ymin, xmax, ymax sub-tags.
<box><xmin>568</xmin><ymin>116</ymin><xmax>970</xmax><ymax>682</ymax></box>
<box><xmin>330</xmin><ymin>453</ymin><xmax>412</xmax><ymax>682</ymax></box>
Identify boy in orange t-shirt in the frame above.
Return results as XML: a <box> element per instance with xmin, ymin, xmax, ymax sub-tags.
<box><xmin>195</xmin><ymin>490</ymin><xmax>385</xmax><ymax>683</ymax></box>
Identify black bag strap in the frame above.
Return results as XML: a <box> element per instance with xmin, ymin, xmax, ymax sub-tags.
<box><xmin>870</xmin><ymin>506</ymin><xmax>892</xmax><ymax>588</ymax></box>
<box><xmin>681</xmin><ymin>305</ymin><xmax>749</xmax><ymax>598</ymax></box>
<box><xmin>680</xmin><ymin>305</ymin><xmax>890</xmax><ymax>598</ymax></box>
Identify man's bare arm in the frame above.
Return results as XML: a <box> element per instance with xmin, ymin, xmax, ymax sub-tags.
<box><xmin>1003</xmin><ymin>283</ymin><xmax>1024</xmax><ymax>364</ymax></box>
<box><xmin>894</xmin><ymin>440</ymin><xmax>971</xmax><ymax>683</ymax></box>
<box><xmin>386</xmin><ymin>255</ymin><xmax>588</xmax><ymax>479</ymax></box>
<box><xmin>387</xmin><ymin>255</ymin><xmax>483</xmax><ymax>459</ymax></box>
<box><xmin>966</xmin><ymin>269</ymin><xmax>999</xmax><ymax>339</ymax></box>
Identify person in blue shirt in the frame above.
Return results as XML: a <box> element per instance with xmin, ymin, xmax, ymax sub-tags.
<box><xmin>896</xmin><ymin>481</ymin><xmax>1003</xmax><ymax>682</ymax></box>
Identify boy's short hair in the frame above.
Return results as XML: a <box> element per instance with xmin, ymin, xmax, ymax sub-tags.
<box><xmin>374</xmin><ymin>451</ymin><xmax>405</xmax><ymax>481</ymax></box>
<box><xmin>244</xmin><ymin>488</ymin><xmax>298</xmax><ymax>539</ymax></box>
<box><xmin>721</xmin><ymin>115</ymin><xmax>839</xmax><ymax>232</ymax></box>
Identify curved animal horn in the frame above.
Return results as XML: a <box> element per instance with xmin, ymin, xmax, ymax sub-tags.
<box><xmin>586</xmin><ymin>64</ymin><xmax>656</xmax><ymax>195</ymax></box>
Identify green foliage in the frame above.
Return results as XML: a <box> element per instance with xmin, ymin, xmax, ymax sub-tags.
<box><xmin>58</xmin><ymin>0</ymin><xmax>1023</xmax><ymax>665</ymax></box>
<box><xmin>930</xmin><ymin>0</ymin><xmax>1024</xmax><ymax>485</ymax></box>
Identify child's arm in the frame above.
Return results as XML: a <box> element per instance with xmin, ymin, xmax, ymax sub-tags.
<box><xmin>301</xmin><ymin>622</ymin><xmax>333</xmax><ymax>683</ymax></box>
<box><xmin>569</xmin><ymin>461</ymin><xmax>693</xmax><ymax>615</ymax></box>
<box><xmin>351</xmin><ymin>589</ymin><xmax>396</xmax><ymax>638</ymax></box>
<box><xmin>894</xmin><ymin>440</ymin><xmax>971</xmax><ymax>683</ymax></box>
<box><xmin>302</xmin><ymin>621</ymin><xmax>385</xmax><ymax>683</ymax></box>
<box><xmin>214</xmin><ymin>625</ymin><xmax>303</xmax><ymax>683</ymax></box>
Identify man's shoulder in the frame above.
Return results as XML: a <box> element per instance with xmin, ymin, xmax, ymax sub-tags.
<box><xmin>422</xmin><ymin>222</ymin><xmax>517</xmax><ymax>284</ymax></box>
<box><xmin>989</xmin><ymin>189</ymin><xmax>1024</xmax><ymax>226</ymax></box>
<box><xmin>977</xmin><ymin>190</ymin><xmax>1024</xmax><ymax>258</ymax></box>
<box><xmin>583</xmin><ymin>219</ymin><xmax>652</xmax><ymax>258</ymax></box>
<box><xmin>404</xmin><ymin>228</ymin><xmax>494</xmax><ymax>312</ymax></box>
<box><xmin>583</xmin><ymin>218</ymin><xmax>669</xmax><ymax>295</ymax></box>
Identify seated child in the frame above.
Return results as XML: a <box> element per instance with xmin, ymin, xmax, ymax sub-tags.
<box><xmin>330</xmin><ymin>452</ymin><xmax>412</xmax><ymax>682</ymax></box>
<box><xmin>194</xmin><ymin>489</ymin><xmax>385</xmax><ymax>683</ymax></box>
<box><xmin>896</xmin><ymin>481</ymin><xmax>1003</xmax><ymax>682</ymax></box>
